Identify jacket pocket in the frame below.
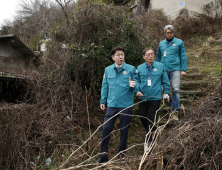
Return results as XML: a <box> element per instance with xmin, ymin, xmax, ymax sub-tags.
<box><xmin>151</xmin><ymin>72</ymin><xmax>161</xmax><ymax>78</ymax></box>
<box><xmin>108</xmin><ymin>77</ymin><xmax>115</xmax><ymax>85</ymax></box>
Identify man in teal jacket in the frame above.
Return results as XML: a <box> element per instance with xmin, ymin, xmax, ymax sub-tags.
<box><xmin>94</xmin><ymin>46</ymin><xmax>137</xmax><ymax>164</ymax></box>
<box><xmin>136</xmin><ymin>48</ymin><xmax>170</xmax><ymax>150</ymax></box>
<box><xmin>156</xmin><ymin>25</ymin><xmax>187</xmax><ymax>120</ymax></box>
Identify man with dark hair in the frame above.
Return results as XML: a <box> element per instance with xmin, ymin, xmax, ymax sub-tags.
<box><xmin>136</xmin><ymin>48</ymin><xmax>170</xmax><ymax>150</ymax></box>
<box><xmin>156</xmin><ymin>25</ymin><xmax>187</xmax><ymax>120</ymax></box>
<box><xmin>94</xmin><ymin>46</ymin><xmax>137</xmax><ymax>163</ymax></box>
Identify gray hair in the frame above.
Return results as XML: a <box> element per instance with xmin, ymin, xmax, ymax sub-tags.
<box><xmin>164</xmin><ymin>25</ymin><xmax>175</xmax><ymax>33</ymax></box>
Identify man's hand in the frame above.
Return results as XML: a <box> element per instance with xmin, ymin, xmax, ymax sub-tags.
<box><xmin>137</xmin><ymin>92</ymin><xmax>143</xmax><ymax>97</ymax></box>
<box><xmin>181</xmin><ymin>71</ymin><xmax>186</xmax><ymax>77</ymax></box>
<box><xmin>100</xmin><ymin>104</ymin><xmax>106</xmax><ymax>110</ymax></box>
<box><xmin>163</xmin><ymin>94</ymin><xmax>170</xmax><ymax>103</ymax></box>
<box><xmin>129</xmin><ymin>77</ymin><xmax>136</xmax><ymax>88</ymax></box>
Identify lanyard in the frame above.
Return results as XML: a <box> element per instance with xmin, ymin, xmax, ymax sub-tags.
<box><xmin>165</xmin><ymin>37</ymin><xmax>174</xmax><ymax>51</ymax></box>
<box><xmin>165</xmin><ymin>40</ymin><xmax>172</xmax><ymax>51</ymax></box>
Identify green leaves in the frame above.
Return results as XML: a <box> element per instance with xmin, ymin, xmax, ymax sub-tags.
<box><xmin>47</xmin><ymin>3</ymin><xmax>155</xmax><ymax>110</ymax></box>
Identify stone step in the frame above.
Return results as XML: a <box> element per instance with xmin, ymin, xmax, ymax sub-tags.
<box><xmin>181</xmin><ymin>73</ymin><xmax>205</xmax><ymax>80</ymax></box>
<box><xmin>213</xmin><ymin>33</ymin><xmax>222</xmax><ymax>40</ymax></box>
<box><xmin>161</xmin><ymin>105</ymin><xmax>172</xmax><ymax>113</ymax></box>
<box><xmin>158</xmin><ymin>106</ymin><xmax>192</xmax><ymax>125</ymax></box>
<box><xmin>209</xmin><ymin>40</ymin><xmax>222</xmax><ymax>45</ymax></box>
<box><xmin>180</xmin><ymin>90</ymin><xmax>203</xmax><ymax>98</ymax></box>
<box><xmin>180</xmin><ymin>98</ymin><xmax>196</xmax><ymax>106</ymax></box>
<box><xmin>181</xmin><ymin>80</ymin><xmax>208</xmax><ymax>90</ymax></box>
<box><xmin>186</xmin><ymin>66</ymin><xmax>201</xmax><ymax>74</ymax></box>
<box><xmin>160</xmin><ymin>99</ymin><xmax>195</xmax><ymax>112</ymax></box>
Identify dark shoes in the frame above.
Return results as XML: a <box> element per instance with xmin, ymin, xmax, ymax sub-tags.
<box><xmin>93</xmin><ymin>155</ymin><xmax>126</xmax><ymax>166</ymax></box>
<box><xmin>93</xmin><ymin>156</ymin><xmax>109</xmax><ymax>164</ymax></box>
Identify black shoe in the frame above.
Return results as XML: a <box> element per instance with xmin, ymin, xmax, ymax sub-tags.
<box><xmin>93</xmin><ymin>156</ymin><xmax>109</xmax><ymax>164</ymax></box>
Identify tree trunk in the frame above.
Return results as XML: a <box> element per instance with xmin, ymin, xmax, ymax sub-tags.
<box><xmin>137</xmin><ymin>0</ymin><xmax>142</xmax><ymax>15</ymax></box>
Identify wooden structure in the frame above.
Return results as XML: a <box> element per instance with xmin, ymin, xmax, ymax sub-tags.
<box><xmin>0</xmin><ymin>34</ymin><xmax>39</xmax><ymax>102</ymax></box>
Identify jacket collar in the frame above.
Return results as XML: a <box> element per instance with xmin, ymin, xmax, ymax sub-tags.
<box><xmin>145</xmin><ymin>60</ymin><xmax>156</xmax><ymax>68</ymax></box>
<box><xmin>165</xmin><ymin>37</ymin><xmax>175</xmax><ymax>43</ymax></box>
<box><xmin>113</xmin><ymin>62</ymin><xmax>126</xmax><ymax>69</ymax></box>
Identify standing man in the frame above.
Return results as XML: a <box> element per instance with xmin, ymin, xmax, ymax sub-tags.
<box><xmin>94</xmin><ymin>46</ymin><xmax>137</xmax><ymax>163</ymax></box>
<box><xmin>156</xmin><ymin>25</ymin><xmax>187</xmax><ymax>120</ymax></box>
<box><xmin>136</xmin><ymin>48</ymin><xmax>170</xmax><ymax>149</ymax></box>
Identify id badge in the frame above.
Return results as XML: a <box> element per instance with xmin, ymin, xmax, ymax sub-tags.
<box><xmin>164</xmin><ymin>50</ymin><xmax>167</xmax><ymax>57</ymax></box>
<box><xmin>147</xmin><ymin>79</ymin><xmax>151</xmax><ymax>86</ymax></box>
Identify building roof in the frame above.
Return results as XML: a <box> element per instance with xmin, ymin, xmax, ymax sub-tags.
<box><xmin>0</xmin><ymin>34</ymin><xmax>34</xmax><ymax>56</ymax></box>
<box><xmin>0</xmin><ymin>34</ymin><xmax>37</xmax><ymax>79</ymax></box>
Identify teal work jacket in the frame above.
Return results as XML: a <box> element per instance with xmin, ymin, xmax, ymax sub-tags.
<box><xmin>156</xmin><ymin>37</ymin><xmax>187</xmax><ymax>72</ymax></box>
<box><xmin>135</xmin><ymin>61</ymin><xmax>170</xmax><ymax>101</ymax></box>
<box><xmin>100</xmin><ymin>62</ymin><xmax>138</xmax><ymax>108</ymax></box>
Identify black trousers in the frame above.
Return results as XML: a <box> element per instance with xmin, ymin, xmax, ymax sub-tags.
<box><xmin>139</xmin><ymin>100</ymin><xmax>161</xmax><ymax>141</ymax></box>
<box><xmin>100</xmin><ymin>107</ymin><xmax>132</xmax><ymax>158</ymax></box>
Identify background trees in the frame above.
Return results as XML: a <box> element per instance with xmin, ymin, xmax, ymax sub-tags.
<box><xmin>0</xmin><ymin>0</ymin><xmax>222</xmax><ymax>169</ymax></box>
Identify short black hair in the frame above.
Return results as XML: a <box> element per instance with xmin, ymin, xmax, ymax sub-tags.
<box><xmin>142</xmin><ymin>48</ymin><xmax>154</xmax><ymax>56</ymax></box>
<box><xmin>111</xmin><ymin>46</ymin><xmax>124</xmax><ymax>56</ymax></box>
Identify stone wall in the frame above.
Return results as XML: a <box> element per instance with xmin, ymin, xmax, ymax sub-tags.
<box><xmin>0</xmin><ymin>43</ymin><xmax>26</xmax><ymax>70</ymax></box>
<box><xmin>132</xmin><ymin>0</ymin><xmax>221</xmax><ymax>19</ymax></box>
<box><xmin>150</xmin><ymin>0</ymin><xmax>219</xmax><ymax>20</ymax></box>
<box><xmin>0</xmin><ymin>36</ymin><xmax>37</xmax><ymax>74</ymax></box>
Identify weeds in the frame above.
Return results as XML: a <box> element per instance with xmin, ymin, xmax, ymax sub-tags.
<box><xmin>0</xmin><ymin>1</ymin><xmax>222</xmax><ymax>169</ymax></box>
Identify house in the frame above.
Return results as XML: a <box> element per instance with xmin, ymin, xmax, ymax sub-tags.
<box><xmin>0</xmin><ymin>34</ymin><xmax>39</xmax><ymax>103</ymax></box>
<box><xmin>132</xmin><ymin>0</ymin><xmax>221</xmax><ymax>20</ymax></box>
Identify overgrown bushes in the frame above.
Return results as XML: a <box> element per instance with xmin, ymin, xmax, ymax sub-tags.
<box><xmin>0</xmin><ymin>3</ymin><xmax>166</xmax><ymax>169</ymax></box>
<box><xmin>173</xmin><ymin>8</ymin><xmax>222</xmax><ymax>39</ymax></box>
<box><xmin>1</xmin><ymin>1</ymin><xmax>222</xmax><ymax>169</ymax></box>
<box><xmin>50</xmin><ymin>4</ymin><xmax>166</xmax><ymax>108</ymax></box>
<box><xmin>144</xmin><ymin>96</ymin><xmax>222</xmax><ymax>169</ymax></box>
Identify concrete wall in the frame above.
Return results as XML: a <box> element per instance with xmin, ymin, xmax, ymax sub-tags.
<box><xmin>0</xmin><ymin>43</ymin><xmax>25</xmax><ymax>69</ymax></box>
<box><xmin>0</xmin><ymin>43</ymin><xmax>35</xmax><ymax>71</ymax></box>
<box><xmin>150</xmin><ymin>0</ymin><xmax>218</xmax><ymax>20</ymax></box>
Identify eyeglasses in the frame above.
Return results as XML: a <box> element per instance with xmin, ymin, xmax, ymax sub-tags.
<box><xmin>115</xmin><ymin>53</ymin><xmax>125</xmax><ymax>57</ymax></box>
<box><xmin>166</xmin><ymin>31</ymin><xmax>174</xmax><ymax>35</ymax></box>
<box><xmin>144</xmin><ymin>53</ymin><xmax>154</xmax><ymax>56</ymax></box>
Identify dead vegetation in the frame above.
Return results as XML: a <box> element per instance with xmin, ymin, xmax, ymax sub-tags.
<box><xmin>0</xmin><ymin>1</ymin><xmax>222</xmax><ymax>169</ymax></box>
<box><xmin>143</xmin><ymin>94</ymin><xmax>222</xmax><ymax>170</ymax></box>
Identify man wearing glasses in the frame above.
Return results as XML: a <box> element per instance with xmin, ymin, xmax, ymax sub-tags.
<box><xmin>136</xmin><ymin>48</ymin><xmax>170</xmax><ymax>150</ymax></box>
<box><xmin>94</xmin><ymin>46</ymin><xmax>137</xmax><ymax>163</ymax></box>
<box><xmin>156</xmin><ymin>25</ymin><xmax>187</xmax><ymax>120</ymax></box>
